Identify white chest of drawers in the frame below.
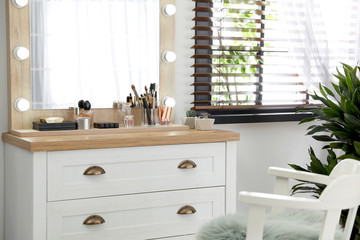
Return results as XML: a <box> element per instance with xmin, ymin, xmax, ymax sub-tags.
<box><xmin>3</xmin><ymin>130</ymin><xmax>238</xmax><ymax>240</ymax></box>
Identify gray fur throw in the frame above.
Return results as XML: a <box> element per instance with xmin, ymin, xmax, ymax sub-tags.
<box><xmin>196</xmin><ymin>210</ymin><xmax>344</xmax><ymax>240</ymax></box>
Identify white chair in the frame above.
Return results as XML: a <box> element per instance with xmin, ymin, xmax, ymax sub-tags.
<box><xmin>197</xmin><ymin>159</ymin><xmax>360</xmax><ymax>240</ymax></box>
<box><xmin>240</xmin><ymin>159</ymin><xmax>360</xmax><ymax>240</ymax></box>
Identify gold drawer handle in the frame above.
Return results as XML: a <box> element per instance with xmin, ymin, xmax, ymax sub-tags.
<box><xmin>178</xmin><ymin>160</ymin><xmax>197</xmax><ymax>169</ymax></box>
<box><xmin>177</xmin><ymin>205</ymin><xmax>197</xmax><ymax>215</ymax></box>
<box><xmin>83</xmin><ymin>166</ymin><xmax>106</xmax><ymax>175</ymax></box>
<box><xmin>83</xmin><ymin>215</ymin><xmax>105</xmax><ymax>225</ymax></box>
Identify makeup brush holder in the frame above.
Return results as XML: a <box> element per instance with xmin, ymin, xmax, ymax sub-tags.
<box><xmin>143</xmin><ymin>108</ymin><xmax>159</xmax><ymax>126</ymax></box>
<box><xmin>159</xmin><ymin>106</ymin><xmax>172</xmax><ymax>125</ymax></box>
<box><xmin>131</xmin><ymin>107</ymin><xmax>144</xmax><ymax>126</ymax></box>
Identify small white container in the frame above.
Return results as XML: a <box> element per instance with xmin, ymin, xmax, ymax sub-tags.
<box><xmin>195</xmin><ymin>118</ymin><xmax>215</xmax><ymax>131</ymax></box>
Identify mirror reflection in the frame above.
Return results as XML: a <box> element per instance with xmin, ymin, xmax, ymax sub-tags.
<box><xmin>30</xmin><ymin>0</ymin><xmax>159</xmax><ymax>109</ymax></box>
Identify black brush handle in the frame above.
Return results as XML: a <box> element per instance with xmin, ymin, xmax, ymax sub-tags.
<box><xmin>143</xmin><ymin>98</ymin><xmax>152</xmax><ymax>125</ymax></box>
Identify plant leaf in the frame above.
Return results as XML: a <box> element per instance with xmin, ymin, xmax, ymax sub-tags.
<box><xmin>331</xmin><ymin>82</ymin><xmax>341</xmax><ymax>96</ymax></box>
<box><xmin>332</xmin><ymin>131</ymin><xmax>351</xmax><ymax>140</ymax></box>
<box><xmin>329</xmin><ymin>142</ymin><xmax>344</xmax><ymax>149</ymax></box>
<box><xmin>308</xmin><ymin>147</ymin><xmax>328</xmax><ymax>175</ymax></box>
<box><xmin>299</xmin><ymin>117</ymin><xmax>316</xmax><ymax>124</ymax></box>
<box><xmin>350</xmin><ymin>101</ymin><xmax>360</xmax><ymax>117</ymax></box>
<box><xmin>341</xmin><ymin>144</ymin><xmax>353</xmax><ymax>153</ymax></box>
<box><xmin>325</xmin><ymin>150</ymin><xmax>338</xmax><ymax>174</ymax></box>
<box><xmin>312</xmin><ymin>135</ymin><xmax>337</xmax><ymax>142</ymax></box>
<box><xmin>341</xmin><ymin>62</ymin><xmax>354</xmax><ymax>72</ymax></box>
<box><xmin>311</xmin><ymin>92</ymin><xmax>331</xmax><ymax>108</ymax></box>
<box><xmin>344</xmin><ymin>67</ymin><xmax>355</xmax><ymax>95</ymax></box>
<box><xmin>344</xmin><ymin>113</ymin><xmax>360</xmax><ymax>129</ymax></box>
<box><xmin>321</xmin><ymin>107</ymin><xmax>339</xmax><ymax>118</ymax></box>
<box><xmin>306</xmin><ymin>125</ymin><xmax>318</xmax><ymax>131</ymax></box>
<box><xmin>306</xmin><ymin>125</ymin><xmax>328</xmax><ymax>135</ymax></box>
<box><xmin>354</xmin><ymin>141</ymin><xmax>360</xmax><ymax>155</ymax></box>
<box><xmin>337</xmin><ymin>154</ymin><xmax>360</xmax><ymax>160</ymax></box>
<box><xmin>319</xmin><ymin>84</ymin><xmax>328</xmax><ymax>99</ymax></box>
<box><xmin>288</xmin><ymin>164</ymin><xmax>309</xmax><ymax>172</ymax></box>
<box><xmin>327</xmin><ymin>149</ymin><xmax>337</xmax><ymax>160</ymax></box>
<box><xmin>323</xmin><ymin>85</ymin><xmax>336</xmax><ymax>99</ymax></box>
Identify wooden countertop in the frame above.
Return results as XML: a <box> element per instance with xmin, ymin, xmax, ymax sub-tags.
<box><xmin>2</xmin><ymin>129</ymin><xmax>240</xmax><ymax>152</ymax></box>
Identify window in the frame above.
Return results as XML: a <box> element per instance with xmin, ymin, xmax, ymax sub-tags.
<box><xmin>192</xmin><ymin>0</ymin><xmax>360</xmax><ymax>123</ymax></box>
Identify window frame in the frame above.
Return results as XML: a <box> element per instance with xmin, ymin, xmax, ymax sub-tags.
<box><xmin>192</xmin><ymin>0</ymin><xmax>313</xmax><ymax>124</ymax></box>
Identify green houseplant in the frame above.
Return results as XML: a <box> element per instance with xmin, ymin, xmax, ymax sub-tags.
<box><xmin>290</xmin><ymin>63</ymin><xmax>360</xmax><ymax>239</ymax></box>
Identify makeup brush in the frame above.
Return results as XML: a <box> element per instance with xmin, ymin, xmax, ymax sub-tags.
<box><xmin>131</xmin><ymin>84</ymin><xmax>141</xmax><ymax>107</ymax></box>
<box><xmin>149</xmin><ymin>83</ymin><xmax>155</xmax><ymax>96</ymax></box>
<box><xmin>128</xmin><ymin>93</ymin><xmax>134</xmax><ymax>107</ymax></box>
<box><xmin>131</xmin><ymin>84</ymin><xmax>140</xmax><ymax>99</ymax></box>
<box><xmin>145</xmin><ymin>85</ymin><xmax>149</xmax><ymax>99</ymax></box>
<box><xmin>143</xmin><ymin>97</ymin><xmax>152</xmax><ymax>125</ymax></box>
<box><xmin>155</xmin><ymin>83</ymin><xmax>159</xmax><ymax>108</ymax></box>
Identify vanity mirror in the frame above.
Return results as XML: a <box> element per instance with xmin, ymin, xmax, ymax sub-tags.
<box><xmin>30</xmin><ymin>0</ymin><xmax>159</xmax><ymax>109</ymax></box>
<box><xmin>6</xmin><ymin>0</ymin><xmax>175</xmax><ymax>131</ymax></box>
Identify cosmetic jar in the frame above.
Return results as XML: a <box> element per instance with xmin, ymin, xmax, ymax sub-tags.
<box><xmin>76</xmin><ymin>117</ymin><xmax>91</xmax><ymax>130</ymax></box>
<box><xmin>124</xmin><ymin>115</ymin><xmax>134</xmax><ymax>128</ymax></box>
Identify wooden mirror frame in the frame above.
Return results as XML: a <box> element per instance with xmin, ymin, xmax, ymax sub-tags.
<box><xmin>6</xmin><ymin>0</ymin><xmax>175</xmax><ymax>131</ymax></box>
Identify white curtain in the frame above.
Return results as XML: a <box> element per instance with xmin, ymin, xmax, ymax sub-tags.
<box><xmin>278</xmin><ymin>0</ymin><xmax>360</xmax><ymax>94</ymax></box>
<box><xmin>30</xmin><ymin>0</ymin><xmax>159</xmax><ymax>109</ymax></box>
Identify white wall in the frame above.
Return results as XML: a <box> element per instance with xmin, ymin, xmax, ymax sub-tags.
<box><xmin>0</xmin><ymin>0</ymin><xmax>7</xmax><ymax>238</ymax></box>
<box><xmin>174</xmin><ymin>0</ymin><xmax>326</xmax><ymax>212</ymax></box>
<box><xmin>0</xmin><ymin>1</ymin><xmax>326</xmax><ymax>238</ymax></box>
<box><xmin>215</xmin><ymin>122</ymin><xmax>326</xmax><ymax>212</ymax></box>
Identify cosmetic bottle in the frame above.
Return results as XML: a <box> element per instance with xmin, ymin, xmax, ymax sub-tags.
<box><xmin>78</xmin><ymin>100</ymin><xmax>93</xmax><ymax>126</ymax></box>
<box><xmin>124</xmin><ymin>115</ymin><xmax>134</xmax><ymax>128</ymax></box>
<box><xmin>79</xmin><ymin>100</ymin><xmax>92</xmax><ymax>117</ymax></box>
<box><xmin>123</xmin><ymin>103</ymin><xmax>134</xmax><ymax>127</ymax></box>
<box><xmin>114</xmin><ymin>101</ymin><xmax>127</xmax><ymax>126</ymax></box>
<box><xmin>124</xmin><ymin>102</ymin><xmax>131</xmax><ymax>115</ymax></box>
<box><xmin>69</xmin><ymin>107</ymin><xmax>80</xmax><ymax>122</ymax></box>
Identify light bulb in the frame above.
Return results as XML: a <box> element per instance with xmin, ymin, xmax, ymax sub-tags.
<box><xmin>162</xmin><ymin>51</ymin><xmax>176</xmax><ymax>63</ymax></box>
<box><xmin>14</xmin><ymin>46</ymin><xmax>30</xmax><ymax>61</ymax></box>
<box><xmin>162</xmin><ymin>97</ymin><xmax>176</xmax><ymax>107</ymax></box>
<box><xmin>14</xmin><ymin>98</ymin><xmax>30</xmax><ymax>112</ymax></box>
<box><xmin>162</xmin><ymin>4</ymin><xmax>176</xmax><ymax>17</ymax></box>
<box><xmin>12</xmin><ymin>0</ymin><xmax>28</xmax><ymax>8</ymax></box>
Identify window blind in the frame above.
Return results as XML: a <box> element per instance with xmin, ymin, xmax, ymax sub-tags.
<box><xmin>191</xmin><ymin>0</ymin><xmax>359</xmax><ymax>115</ymax></box>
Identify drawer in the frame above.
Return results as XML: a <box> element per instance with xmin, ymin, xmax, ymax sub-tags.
<box><xmin>48</xmin><ymin>143</ymin><xmax>225</xmax><ymax>201</ymax></box>
<box><xmin>47</xmin><ymin>187</ymin><xmax>225</xmax><ymax>240</ymax></box>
